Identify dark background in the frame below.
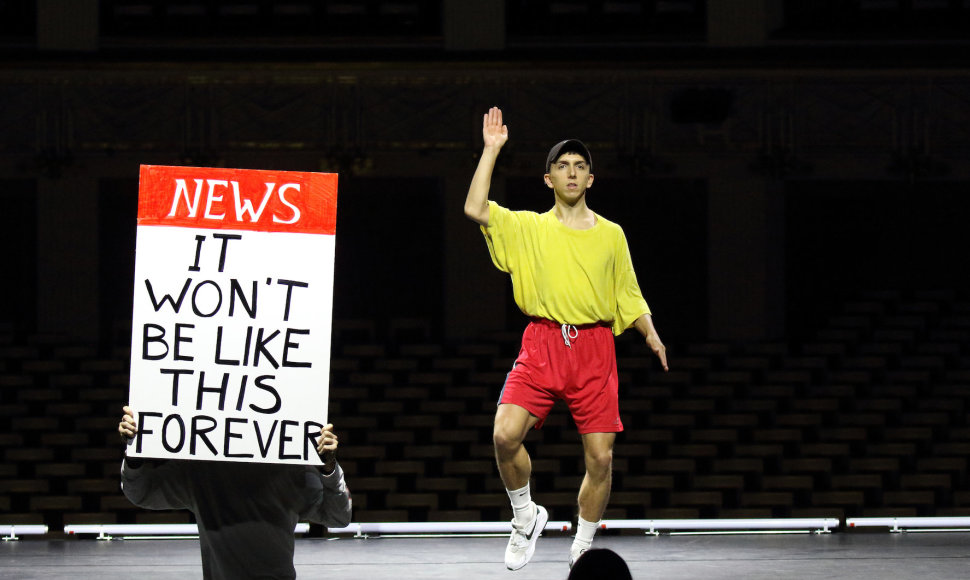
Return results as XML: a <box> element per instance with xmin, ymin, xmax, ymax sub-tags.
<box><xmin>1</xmin><ymin>1</ymin><xmax>968</xmax><ymax>346</ymax></box>
<box><xmin>3</xmin><ymin>0</ymin><xmax>970</xmax><ymax>531</ymax></box>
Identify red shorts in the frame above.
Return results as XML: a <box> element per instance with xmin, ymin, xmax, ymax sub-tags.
<box><xmin>499</xmin><ymin>319</ymin><xmax>622</xmax><ymax>434</ymax></box>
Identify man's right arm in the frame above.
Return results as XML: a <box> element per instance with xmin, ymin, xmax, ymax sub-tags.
<box><xmin>464</xmin><ymin>107</ymin><xmax>508</xmax><ymax>226</ymax></box>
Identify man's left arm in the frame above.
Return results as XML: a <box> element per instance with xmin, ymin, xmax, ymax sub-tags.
<box><xmin>611</xmin><ymin>228</ymin><xmax>669</xmax><ymax>371</ymax></box>
<box><xmin>634</xmin><ymin>313</ymin><xmax>668</xmax><ymax>372</ymax></box>
<box><xmin>301</xmin><ymin>424</ymin><xmax>352</xmax><ymax>528</ymax></box>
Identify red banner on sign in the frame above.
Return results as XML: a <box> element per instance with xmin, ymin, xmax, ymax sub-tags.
<box><xmin>138</xmin><ymin>165</ymin><xmax>337</xmax><ymax>235</ymax></box>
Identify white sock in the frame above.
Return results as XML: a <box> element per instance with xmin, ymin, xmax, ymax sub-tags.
<box><xmin>508</xmin><ymin>484</ymin><xmax>535</xmax><ymax>526</ymax></box>
<box><xmin>571</xmin><ymin>516</ymin><xmax>599</xmax><ymax>553</ymax></box>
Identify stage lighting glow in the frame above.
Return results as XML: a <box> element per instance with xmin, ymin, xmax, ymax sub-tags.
<box><xmin>60</xmin><ymin>518</ymin><xmax>845</xmax><ymax>540</ymax></box>
<box><xmin>846</xmin><ymin>517</ymin><xmax>970</xmax><ymax>532</ymax></box>
<box><xmin>601</xmin><ymin>518</ymin><xmax>839</xmax><ymax>535</ymax></box>
<box><xmin>63</xmin><ymin>523</ymin><xmax>309</xmax><ymax>540</ymax></box>
<box><xmin>328</xmin><ymin>520</ymin><xmax>573</xmax><ymax>537</ymax></box>
<box><xmin>1</xmin><ymin>525</ymin><xmax>49</xmax><ymax>540</ymax></box>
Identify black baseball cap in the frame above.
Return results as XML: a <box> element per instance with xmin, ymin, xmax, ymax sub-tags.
<box><xmin>545</xmin><ymin>139</ymin><xmax>592</xmax><ymax>172</ymax></box>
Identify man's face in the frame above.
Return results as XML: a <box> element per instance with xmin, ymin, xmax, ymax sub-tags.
<box><xmin>544</xmin><ymin>153</ymin><xmax>594</xmax><ymax>200</ymax></box>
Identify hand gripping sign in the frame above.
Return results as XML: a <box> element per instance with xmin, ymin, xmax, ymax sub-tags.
<box><xmin>128</xmin><ymin>165</ymin><xmax>338</xmax><ymax>465</ymax></box>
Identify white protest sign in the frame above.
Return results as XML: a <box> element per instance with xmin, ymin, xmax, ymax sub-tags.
<box><xmin>127</xmin><ymin>165</ymin><xmax>338</xmax><ymax>465</ymax></box>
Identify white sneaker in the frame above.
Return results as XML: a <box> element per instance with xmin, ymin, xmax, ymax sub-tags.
<box><xmin>505</xmin><ymin>504</ymin><xmax>548</xmax><ymax>570</ymax></box>
<box><xmin>569</xmin><ymin>546</ymin><xmax>588</xmax><ymax>569</ymax></box>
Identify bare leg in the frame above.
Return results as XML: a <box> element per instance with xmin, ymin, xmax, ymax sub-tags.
<box><xmin>493</xmin><ymin>403</ymin><xmax>539</xmax><ymax>490</ymax></box>
<box><xmin>577</xmin><ymin>432</ymin><xmax>616</xmax><ymax>522</ymax></box>
<box><xmin>496</xmin><ymin>403</ymin><xmax>547</xmax><ymax>570</ymax></box>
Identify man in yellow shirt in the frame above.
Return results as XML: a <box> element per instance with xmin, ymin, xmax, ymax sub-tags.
<box><xmin>464</xmin><ymin>107</ymin><xmax>668</xmax><ymax>570</ymax></box>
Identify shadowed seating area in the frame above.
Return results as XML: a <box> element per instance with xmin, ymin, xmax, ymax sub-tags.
<box><xmin>3</xmin><ymin>290</ymin><xmax>970</xmax><ymax>532</ymax></box>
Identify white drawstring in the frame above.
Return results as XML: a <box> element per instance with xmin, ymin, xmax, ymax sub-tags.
<box><xmin>561</xmin><ymin>324</ymin><xmax>579</xmax><ymax>348</ymax></box>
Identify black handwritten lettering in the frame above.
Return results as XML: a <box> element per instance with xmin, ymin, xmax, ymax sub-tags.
<box><xmin>254</xmin><ymin>419</ymin><xmax>278</xmax><ymax>458</ymax></box>
<box><xmin>253</xmin><ymin>328</ymin><xmax>280</xmax><ymax>369</ymax></box>
<box><xmin>189</xmin><ymin>235</ymin><xmax>205</xmax><ymax>272</ymax></box>
<box><xmin>229</xmin><ymin>278</ymin><xmax>257</xmax><ymax>318</ymax></box>
<box><xmin>196</xmin><ymin>371</ymin><xmax>230</xmax><ymax>411</ymax></box>
<box><xmin>224</xmin><ymin>417</ymin><xmax>254</xmax><ymax>458</ymax></box>
<box><xmin>214</xmin><ymin>326</ymin><xmax>240</xmax><ymax>366</ymax></box>
<box><xmin>278</xmin><ymin>420</ymin><xmax>300</xmax><ymax>460</ymax></box>
<box><xmin>135</xmin><ymin>411</ymin><xmax>162</xmax><ymax>453</ymax></box>
<box><xmin>276</xmin><ymin>279</ymin><xmax>308</xmax><ymax>322</ymax></box>
<box><xmin>162</xmin><ymin>413</ymin><xmax>186</xmax><ymax>453</ymax></box>
<box><xmin>234</xmin><ymin>374</ymin><xmax>248</xmax><ymax>411</ymax></box>
<box><xmin>133</xmin><ymin>411</ymin><xmax>329</xmax><ymax>463</ymax></box>
<box><xmin>142</xmin><ymin>324</ymin><xmax>169</xmax><ymax>361</ymax></box>
<box><xmin>282</xmin><ymin>328</ymin><xmax>312</xmax><ymax>368</ymax></box>
<box><xmin>212</xmin><ymin>233</ymin><xmax>242</xmax><ymax>272</ymax></box>
<box><xmin>190</xmin><ymin>415</ymin><xmax>218</xmax><ymax>456</ymax></box>
<box><xmin>251</xmin><ymin>375</ymin><xmax>281</xmax><ymax>414</ymax></box>
<box><xmin>191</xmin><ymin>280</ymin><xmax>223</xmax><ymax>318</ymax></box>
<box><xmin>304</xmin><ymin>421</ymin><xmax>324</xmax><ymax>462</ymax></box>
<box><xmin>145</xmin><ymin>278</ymin><xmax>192</xmax><ymax>313</ymax></box>
<box><xmin>160</xmin><ymin>368</ymin><xmax>194</xmax><ymax>406</ymax></box>
<box><xmin>173</xmin><ymin>323</ymin><xmax>194</xmax><ymax>361</ymax></box>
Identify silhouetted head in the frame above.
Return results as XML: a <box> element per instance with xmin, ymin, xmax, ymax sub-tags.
<box><xmin>568</xmin><ymin>548</ymin><xmax>633</xmax><ymax>580</ymax></box>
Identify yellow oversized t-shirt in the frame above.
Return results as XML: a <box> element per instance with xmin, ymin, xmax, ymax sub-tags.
<box><xmin>482</xmin><ymin>201</ymin><xmax>650</xmax><ymax>336</ymax></box>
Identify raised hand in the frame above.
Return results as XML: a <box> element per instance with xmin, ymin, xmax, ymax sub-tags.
<box><xmin>483</xmin><ymin>106</ymin><xmax>509</xmax><ymax>150</ymax></box>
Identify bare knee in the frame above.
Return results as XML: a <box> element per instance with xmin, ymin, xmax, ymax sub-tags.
<box><xmin>493</xmin><ymin>405</ymin><xmax>533</xmax><ymax>456</ymax></box>
<box><xmin>493</xmin><ymin>424</ymin><xmax>523</xmax><ymax>456</ymax></box>
<box><xmin>585</xmin><ymin>447</ymin><xmax>613</xmax><ymax>478</ymax></box>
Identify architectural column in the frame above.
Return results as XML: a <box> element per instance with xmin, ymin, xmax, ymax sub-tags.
<box><xmin>37</xmin><ymin>0</ymin><xmax>99</xmax><ymax>52</ymax></box>
<box><xmin>36</xmin><ymin>174</ymin><xmax>100</xmax><ymax>342</ymax></box>
<box><xmin>441</xmin><ymin>174</ymin><xmax>508</xmax><ymax>339</ymax></box>
<box><xmin>707</xmin><ymin>0</ymin><xmax>784</xmax><ymax>46</ymax></box>
<box><xmin>443</xmin><ymin>0</ymin><xmax>505</xmax><ymax>51</ymax></box>
<box><xmin>707</xmin><ymin>178</ymin><xmax>785</xmax><ymax>341</ymax></box>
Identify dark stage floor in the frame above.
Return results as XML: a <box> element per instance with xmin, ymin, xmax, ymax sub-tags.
<box><xmin>3</xmin><ymin>532</ymin><xmax>970</xmax><ymax>579</ymax></box>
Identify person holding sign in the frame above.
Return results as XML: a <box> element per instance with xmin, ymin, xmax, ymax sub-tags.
<box><xmin>129</xmin><ymin>165</ymin><xmax>339</xmax><ymax>466</ymax></box>
<box><xmin>464</xmin><ymin>107</ymin><xmax>669</xmax><ymax>570</ymax></box>
<box><xmin>118</xmin><ymin>406</ymin><xmax>351</xmax><ymax>580</ymax></box>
